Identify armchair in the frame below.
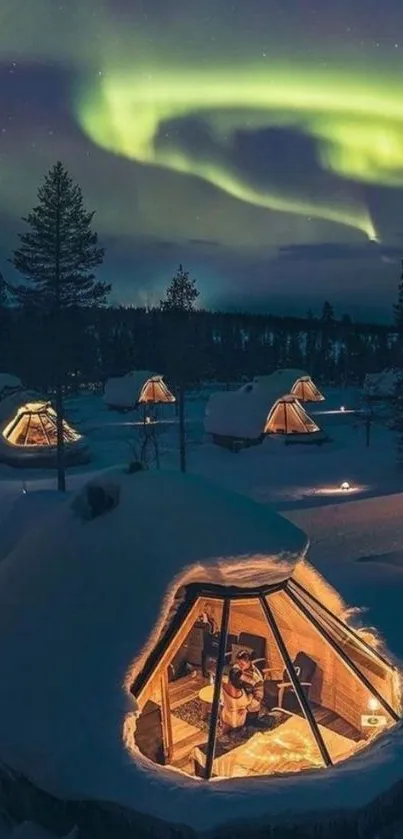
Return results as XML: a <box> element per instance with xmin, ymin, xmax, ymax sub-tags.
<box><xmin>224</xmin><ymin>632</ymin><xmax>271</xmax><ymax>678</ymax></box>
<box><xmin>266</xmin><ymin>651</ymin><xmax>317</xmax><ymax>711</ymax></box>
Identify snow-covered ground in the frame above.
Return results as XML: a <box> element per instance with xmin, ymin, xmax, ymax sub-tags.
<box><xmin>1</xmin><ymin>385</ymin><xmax>403</xmax><ymax>837</ymax></box>
<box><xmin>2</xmin><ymin>386</ymin><xmax>403</xmax><ymax>658</ymax></box>
<box><xmin>0</xmin><ymin>385</ymin><xmax>399</xmax><ymax>515</ymax></box>
<box><xmin>0</xmin><ymin>816</ymin><xmax>76</xmax><ymax>837</ymax></box>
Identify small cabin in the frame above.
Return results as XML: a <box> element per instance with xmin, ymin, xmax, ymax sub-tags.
<box><xmin>104</xmin><ymin>371</ymin><xmax>176</xmax><ymax>412</ymax></box>
<box><xmin>254</xmin><ymin>370</ymin><xmax>325</xmax><ymax>403</ymax></box>
<box><xmin>205</xmin><ymin>388</ymin><xmax>327</xmax><ymax>450</ymax></box>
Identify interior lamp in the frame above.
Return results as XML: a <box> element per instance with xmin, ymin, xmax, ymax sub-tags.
<box><xmin>368</xmin><ymin>697</ymin><xmax>380</xmax><ymax>712</ymax></box>
<box><xmin>340</xmin><ymin>481</ymin><xmax>351</xmax><ymax>491</ymax></box>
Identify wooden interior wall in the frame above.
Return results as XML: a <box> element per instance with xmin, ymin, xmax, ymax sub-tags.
<box><xmin>314</xmin><ymin>611</ymin><xmax>394</xmax><ymax>709</ymax></box>
<box><xmin>137</xmin><ymin>593</ymin><xmax>395</xmax><ymax>737</ymax></box>
<box><xmin>288</xmin><ymin>586</ymin><xmax>395</xmax><ymax>712</ymax></box>
<box><xmin>270</xmin><ymin>592</ymin><xmax>388</xmax><ymax>732</ymax></box>
<box><xmin>227</xmin><ymin>600</ymin><xmax>284</xmax><ymax>677</ymax></box>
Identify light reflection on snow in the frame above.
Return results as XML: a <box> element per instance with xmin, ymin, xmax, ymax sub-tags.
<box><xmin>314</xmin><ymin>484</ymin><xmax>368</xmax><ymax>497</ymax></box>
<box><xmin>312</xmin><ymin>408</ymin><xmax>357</xmax><ymax>416</ymax></box>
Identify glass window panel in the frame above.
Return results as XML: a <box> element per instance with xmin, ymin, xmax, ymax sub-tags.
<box><xmin>268</xmin><ymin>590</ymin><xmax>395</xmax><ymax>766</ymax></box>
<box><xmin>168</xmin><ymin>597</ymin><xmax>223</xmax><ymax>777</ymax></box>
<box><xmin>133</xmin><ymin>670</ymin><xmax>167</xmax><ymax>765</ymax></box>
<box><xmin>10</xmin><ymin>414</ymin><xmax>30</xmax><ymax>445</ymax></box>
<box><xmin>25</xmin><ymin>414</ymin><xmax>48</xmax><ymax>446</ymax></box>
<box><xmin>206</xmin><ymin>598</ymin><xmax>325</xmax><ymax>779</ymax></box>
<box><xmin>40</xmin><ymin>411</ymin><xmax>58</xmax><ymax>444</ymax></box>
<box><xmin>292</xmin><ymin>401</ymin><xmax>320</xmax><ymax>432</ymax></box>
<box><xmin>134</xmin><ymin>597</ymin><xmax>224</xmax><ymax>776</ymax></box>
<box><xmin>288</xmin><ymin>581</ymin><xmax>399</xmax><ymax>714</ymax></box>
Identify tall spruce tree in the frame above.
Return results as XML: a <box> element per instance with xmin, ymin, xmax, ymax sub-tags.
<box><xmin>11</xmin><ymin>161</ymin><xmax>109</xmax><ymax>490</ymax></box>
<box><xmin>393</xmin><ymin>259</ymin><xmax>403</xmax><ymax>466</ymax></box>
<box><xmin>160</xmin><ymin>264</ymin><xmax>199</xmax><ymax>473</ymax></box>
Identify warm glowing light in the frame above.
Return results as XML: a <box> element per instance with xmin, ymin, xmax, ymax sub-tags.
<box><xmin>3</xmin><ymin>401</ymin><xmax>81</xmax><ymax>447</ymax></box>
<box><xmin>314</xmin><ymin>482</ymin><xmax>366</xmax><ymax>497</ymax></box>
<box><xmin>368</xmin><ymin>697</ymin><xmax>380</xmax><ymax>712</ymax></box>
<box><xmin>138</xmin><ymin>376</ymin><xmax>176</xmax><ymax>404</ymax></box>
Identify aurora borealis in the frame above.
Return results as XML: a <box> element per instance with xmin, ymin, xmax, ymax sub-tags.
<box><xmin>1</xmin><ymin>0</ymin><xmax>403</xmax><ymax>317</ymax></box>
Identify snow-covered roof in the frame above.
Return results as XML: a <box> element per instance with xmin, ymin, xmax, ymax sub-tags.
<box><xmin>0</xmin><ymin>469</ymin><xmax>309</xmax><ymax>820</ymax></box>
<box><xmin>0</xmin><ymin>390</ymin><xmax>46</xmax><ymax>424</ymax></box>
<box><xmin>0</xmin><ymin>373</ymin><xmax>22</xmax><ymax>400</ymax></box>
<box><xmin>363</xmin><ymin>368</ymin><xmax>401</xmax><ymax>397</ymax></box>
<box><xmin>205</xmin><ymin>390</ymin><xmax>271</xmax><ymax>439</ymax></box>
<box><xmin>253</xmin><ymin>369</ymin><xmax>308</xmax><ymax>395</ymax></box>
<box><xmin>103</xmin><ymin>370</ymin><xmax>158</xmax><ymax>408</ymax></box>
<box><xmin>204</xmin><ymin>384</ymin><xmax>320</xmax><ymax>440</ymax></box>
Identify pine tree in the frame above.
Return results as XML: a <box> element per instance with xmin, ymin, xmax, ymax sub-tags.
<box><xmin>160</xmin><ymin>264</ymin><xmax>199</xmax><ymax>313</ymax></box>
<box><xmin>160</xmin><ymin>264</ymin><xmax>199</xmax><ymax>473</ymax></box>
<box><xmin>11</xmin><ymin>161</ymin><xmax>109</xmax><ymax>490</ymax></box>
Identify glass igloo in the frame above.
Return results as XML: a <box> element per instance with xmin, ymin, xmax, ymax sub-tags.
<box><xmin>132</xmin><ymin>578</ymin><xmax>399</xmax><ymax>780</ymax></box>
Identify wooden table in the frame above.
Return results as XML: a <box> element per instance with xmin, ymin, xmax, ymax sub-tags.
<box><xmin>199</xmin><ymin>678</ymin><xmax>228</xmax><ymax>720</ymax></box>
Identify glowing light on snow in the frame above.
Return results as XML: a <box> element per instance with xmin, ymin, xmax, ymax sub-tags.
<box><xmin>313</xmin><ymin>482</ymin><xmax>367</xmax><ymax>497</ymax></box>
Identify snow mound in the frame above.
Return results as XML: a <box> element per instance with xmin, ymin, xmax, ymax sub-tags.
<box><xmin>104</xmin><ymin>370</ymin><xmax>155</xmax><ymax>409</ymax></box>
<box><xmin>0</xmin><ymin>490</ymin><xmax>66</xmax><ymax>563</ymax></box>
<box><xmin>0</xmin><ymin>469</ymin><xmax>307</xmax><ymax>816</ymax></box>
<box><xmin>0</xmin><ymin>374</ymin><xmax>22</xmax><ymax>401</ymax></box>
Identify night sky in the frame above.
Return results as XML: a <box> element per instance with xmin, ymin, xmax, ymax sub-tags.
<box><xmin>1</xmin><ymin>0</ymin><xmax>403</xmax><ymax>320</ymax></box>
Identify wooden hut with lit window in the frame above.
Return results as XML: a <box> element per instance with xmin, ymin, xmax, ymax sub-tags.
<box><xmin>104</xmin><ymin>370</ymin><xmax>175</xmax><ymax>413</ymax></box>
<box><xmin>0</xmin><ymin>468</ymin><xmax>399</xmax><ymax>838</ymax></box>
<box><xmin>205</xmin><ymin>385</ymin><xmax>327</xmax><ymax>449</ymax></box>
<box><xmin>254</xmin><ymin>370</ymin><xmax>325</xmax><ymax>403</ymax></box>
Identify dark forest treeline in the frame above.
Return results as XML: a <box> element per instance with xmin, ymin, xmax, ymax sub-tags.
<box><xmin>1</xmin><ymin>299</ymin><xmax>398</xmax><ymax>392</ymax></box>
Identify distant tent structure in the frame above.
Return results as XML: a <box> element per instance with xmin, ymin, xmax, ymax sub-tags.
<box><xmin>265</xmin><ymin>395</ymin><xmax>324</xmax><ymax>442</ymax></box>
<box><xmin>139</xmin><ymin>376</ymin><xmax>175</xmax><ymax>405</ymax></box>
<box><xmin>291</xmin><ymin>376</ymin><xmax>325</xmax><ymax>403</ymax></box>
<box><xmin>0</xmin><ymin>391</ymin><xmax>90</xmax><ymax>467</ymax></box>
<box><xmin>254</xmin><ymin>370</ymin><xmax>325</xmax><ymax>403</ymax></box>
<box><xmin>104</xmin><ymin>371</ymin><xmax>175</xmax><ymax>412</ymax></box>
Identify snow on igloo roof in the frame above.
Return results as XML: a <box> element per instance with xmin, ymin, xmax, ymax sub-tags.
<box><xmin>0</xmin><ymin>468</ymin><xmax>308</xmax><ymax>803</ymax></box>
<box><xmin>0</xmin><ymin>390</ymin><xmax>46</xmax><ymax>425</ymax></box>
<box><xmin>254</xmin><ymin>369</ymin><xmax>309</xmax><ymax>391</ymax></box>
<box><xmin>104</xmin><ymin>370</ymin><xmax>159</xmax><ymax>406</ymax></box>
<box><xmin>0</xmin><ymin>373</ymin><xmax>22</xmax><ymax>399</ymax></box>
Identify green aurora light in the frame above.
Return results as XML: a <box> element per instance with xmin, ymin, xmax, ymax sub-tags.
<box><xmin>75</xmin><ymin>67</ymin><xmax>403</xmax><ymax>240</ymax></box>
